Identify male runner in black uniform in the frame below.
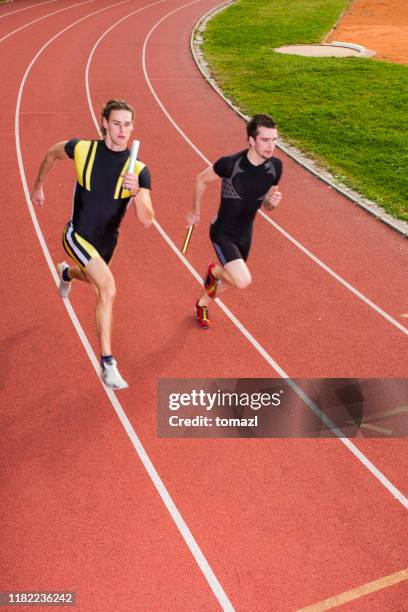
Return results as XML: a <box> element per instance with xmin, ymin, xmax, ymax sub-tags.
<box><xmin>31</xmin><ymin>99</ymin><xmax>154</xmax><ymax>389</ymax></box>
<box><xmin>187</xmin><ymin>114</ymin><xmax>282</xmax><ymax>328</ymax></box>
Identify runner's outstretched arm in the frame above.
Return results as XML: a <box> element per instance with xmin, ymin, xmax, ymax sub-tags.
<box><xmin>186</xmin><ymin>165</ymin><xmax>219</xmax><ymax>226</ymax></box>
<box><xmin>30</xmin><ymin>141</ymin><xmax>69</xmax><ymax>206</ymax></box>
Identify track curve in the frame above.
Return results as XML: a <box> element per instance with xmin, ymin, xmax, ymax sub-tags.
<box><xmin>2</xmin><ymin>1</ymin><xmax>407</xmax><ymax>610</ymax></box>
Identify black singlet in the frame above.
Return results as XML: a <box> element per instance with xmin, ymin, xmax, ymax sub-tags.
<box><xmin>212</xmin><ymin>149</ymin><xmax>282</xmax><ymax>235</ymax></box>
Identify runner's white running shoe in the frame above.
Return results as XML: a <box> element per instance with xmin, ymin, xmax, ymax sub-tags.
<box><xmin>57</xmin><ymin>261</ymin><xmax>72</xmax><ymax>299</ymax></box>
<box><xmin>101</xmin><ymin>359</ymin><xmax>128</xmax><ymax>390</ymax></box>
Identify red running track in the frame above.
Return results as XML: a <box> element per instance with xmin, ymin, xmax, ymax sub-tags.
<box><xmin>1</xmin><ymin>0</ymin><xmax>407</xmax><ymax>610</ymax></box>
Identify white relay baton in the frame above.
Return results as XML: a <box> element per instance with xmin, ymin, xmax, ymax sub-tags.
<box><xmin>129</xmin><ymin>139</ymin><xmax>140</xmax><ymax>172</ymax></box>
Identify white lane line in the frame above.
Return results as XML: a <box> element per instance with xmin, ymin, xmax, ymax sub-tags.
<box><xmin>0</xmin><ymin>0</ymin><xmax>58</xmax><ymax>20</ymax></box>
<box><xmin>0</xmin><ymin>0</ymin><xmax>94</xmax><ymax>43</ymax></box>
<box><xmin>152</xmin><ymin>216</ymin><xmax>408</xmax><ymax>511</ymax></box>
<box><xmin>258</xmin><ymin>209</ymin><xmax>408</xmax><ymax>337</ymax></box>
<box><xmin>84</xmin><ymin>4</ymin><xmax>236</xmax><ymax>610</ymax></box>
<box><xmin>143</xmin><ymin>0</ymin><xmax>208</xmax><ymax>163</ymax></box>
<box><xmin>147</xmin><ymin>2</ymin><xmax>408</xmax><ymax>509</ymax></box>
<box><xmin>16</xmin><ymin>3</ymin><xmax>236</xmax><ymax>611</ymax></box>
<box><xmin>190</xmin><ymin>1</ymin><xmax>408</xmax><ymax>240</ymax></box>
<box><xmin>85</xmin><ymin>0</ymin><xmax>167</xmax><ymax>113</ymax></box>
<box><xmin>141</xmin><ymin>1</ymin><xmax>408</xmax><ymax>339</ymax></box>
<box><xmin>15</xmin><ymin>11</ymin><xmax>408</xmax><ymax>612</ymax></box>
<box><xmin>85</xmin><ymin>0</ymin><xmax>408</xmax><ymax>509</ymax></box>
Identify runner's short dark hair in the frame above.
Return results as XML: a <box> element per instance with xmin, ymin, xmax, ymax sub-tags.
<box><xmin>246</xmin><ymin>114</ymin><xmax>276</xmax><ymax>139</ymax></box>
<box><xmin>100</xmin><ymin>99</ymin><xmax>135</xmax><ymax>135</ymax></box>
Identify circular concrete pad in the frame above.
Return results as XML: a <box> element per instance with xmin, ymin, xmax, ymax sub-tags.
<box><xmin>274</xmin><ymin>42</ymin><xmax>375</xmax><ymax>58</ymax></box>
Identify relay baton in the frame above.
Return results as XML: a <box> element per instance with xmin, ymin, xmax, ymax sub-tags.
<box><xmin>182</xmin><ymin>225</ymin><xmax>195</xmax><ymax>254</ymax></box>
<box><xmin>129</xmin><ymin>139</ymin><xmax>140</xmax><ymax>172</ymax></box>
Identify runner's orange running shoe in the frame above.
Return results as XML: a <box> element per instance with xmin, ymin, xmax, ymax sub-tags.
<box><xmin>204</xmin><ymin>263</ymin><xmax>219</xmax><ymax>298</ymax></box>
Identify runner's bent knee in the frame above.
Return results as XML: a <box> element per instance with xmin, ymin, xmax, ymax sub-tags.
<box><xmin>96</xmin><ymin>273</ymin><xmax>116</xmax><ymax>302</ymax></box>
<box><xmin>224</xmin><ymin>260</ymin><xmax>252</xmax><ymax>289</ymax></box>
<box><xmin>101</xmin><ymin>280</ymin><xmax>116</xmax><ymax>301</ymax></box>
<box><xmin>234</xmin><ymin>272</ymin><xmax>252</xmax><ymax>289</ymax></box>
<box><xmin>84</xmin><ymin>259</ymin><xmax>115</xmax><ymax>295</ymax></box>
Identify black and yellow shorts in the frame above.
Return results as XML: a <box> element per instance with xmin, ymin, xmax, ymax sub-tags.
<box><xmin>62</xmin><ymin>222</ymin><xmax>115</xmax><ymax>269</ymax></box>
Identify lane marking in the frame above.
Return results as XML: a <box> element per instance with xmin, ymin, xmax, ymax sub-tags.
<box><xmin>257</xmin><ymin>209</ymin><xmax>408</xmax><ymax>337</ymax></box>
<box><xmin>347</xmin><ymin>404</ymin><xmax>408</xmax><ymax>435</ymax></box>
<box><xmin>190</xmin><ymin>1</ymin><xmax>408</xmax><ymax>240</ymax></box>
<box><xmin>358</xmin><ymin>404</ymin><xmax>408</xmax><ymax>423</ymax></box>
<box><xmin>11</xmin><ymin>0</ymin><xmax>408</xmax><ymax>605</ymax></box>
<box><xmin>0</xmin><ymin>0</ymin><xmax>94</xmax><ymax>44</ymax></box>
<box><xmin>0</xmin><ymin>0</ymin><xmax>58</xmax><ymax>20</ymax></box>
<box><xmin>297</xmin><ymin>567</ymin><xmax>408</xmax><ymax>611</ymax></box>
<box><xmin>145</xmin><ymin>215</ymin><xmax>408</xmax><ymax>510</ymax></box>
<box><xmin>85</xmin><ymin>0</ymin><xmax>166</xmax><ymax>111</ymax></box>
<box><xmin>142</xmin><ymin>2</ymin><xmax>408</xmax><ymax>509</ymax></box>
<box><xmin>95</xmin><ymin>0</ymin><xmax>408</xmax><ymax>514</ymax></box>
<box><xmin>346</xmin><ymin>422</ymin><xmax>392</xmax><ymax>435</ymax></box>
<box><xmin>15</xmin><ymin>2</ymin><xmax>235</xmax><ymax>611</ymax></box>
<box><xmin>13</xmin><ymin>3</ymin><xmax>408</xmax><ymax>610</ymax></box>
<box><xmin>140</xmin><ymin>0</ymin><xmax>408</xmax><ymax>338</ymax></box>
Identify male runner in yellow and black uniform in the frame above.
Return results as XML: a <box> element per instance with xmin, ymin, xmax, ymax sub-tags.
<box><xmin>62</xmin><ymin>136</ymin><xmax>151</xmax><ymax>269</ymax></box>
<box><xmin>187</xmin><ymin>114</ymin><xmax>282</xmax><ymax>328</ymax></box>
<box><xmin>31</xmin><ymin>99</ymin><xmax>154</xmax><ymax>389</ymax></box>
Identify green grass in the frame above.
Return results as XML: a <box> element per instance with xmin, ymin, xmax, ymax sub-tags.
<box><xmin>202</xmin><ymin>0</ymin><xmax>408</xmax><ymax>220</ymax></box>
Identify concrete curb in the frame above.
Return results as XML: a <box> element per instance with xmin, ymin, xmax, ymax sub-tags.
<box><xmin>332</xmin><ymin>40</ymin><xmax>365</xmax><ymax>53</ymax></box>
<box><xmin>190</xmin><ymin>1</ymin><xmax>408</xmax><ymax>238</ymax></box>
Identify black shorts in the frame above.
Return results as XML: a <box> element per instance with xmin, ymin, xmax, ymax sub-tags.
<box><xmin>210</xmin><ymin>224</ymin><xmax>252</xmax><ymax>265</ymax></box>
<box><xmin>62</xmin><ymin>222</ymin><xmax>116</xmax><ymax>269</ymax></box>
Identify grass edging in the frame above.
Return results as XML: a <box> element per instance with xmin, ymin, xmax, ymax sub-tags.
<box><xmin>194</xmin><ymin>0</ymin><xmax>408</xmax><ymax>232</ymax></box>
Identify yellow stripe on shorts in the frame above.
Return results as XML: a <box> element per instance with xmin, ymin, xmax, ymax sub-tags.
<box><xmin>75</xmin><ymin>232</ymin><xmax>100</xmax><ymax>259</ymax></box>
<box><xmin>63</xmin><ymin>232</ymin><xmax>84</xmax><ymax>270</ymax></box>
<box><xmin>63</xmin><ymin>226</ymin><xmax>101</xmax><ymax>271</ymax></box>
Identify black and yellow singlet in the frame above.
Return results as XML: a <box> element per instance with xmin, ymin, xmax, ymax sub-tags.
<box><xmin>63</xmin><ymin>138</ymin><xmax>151</xmax><ymax>264</ymax></box>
